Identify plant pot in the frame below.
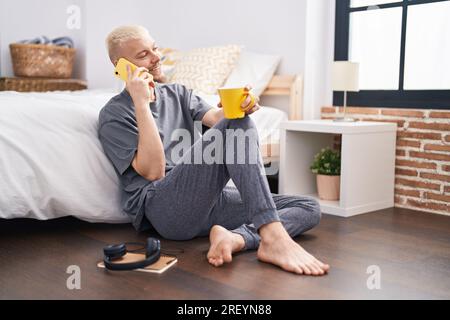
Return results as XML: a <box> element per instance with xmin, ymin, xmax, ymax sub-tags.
<box><xmin>316</xmin><ymin>174</ymin><xmax>340</xmax><ymax>201</ymax></box>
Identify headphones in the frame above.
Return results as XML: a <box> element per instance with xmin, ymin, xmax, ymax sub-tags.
<box><xmin>103</xmin><ymin>238</ymin><xmax>161</xmax><ymax>271</ymax></box>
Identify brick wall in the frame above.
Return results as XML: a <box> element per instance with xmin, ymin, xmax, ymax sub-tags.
<box><xmin>321</xmin><ymin>106</ymin><xmax>450</xmax><ymax>216</ymax></box>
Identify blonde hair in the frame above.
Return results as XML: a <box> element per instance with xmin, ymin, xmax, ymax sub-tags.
<box><xmin>106</xmin><ymin>25</ymin><xmax>150</xmax><ymax>63</ymax></box>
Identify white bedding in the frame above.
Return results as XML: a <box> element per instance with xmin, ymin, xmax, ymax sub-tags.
<box><xmin>0</xmin><ymin>89</ymin><xmax>287</xmax><ymax>222</ymax></box>
<box><xmin>196</xmin><ymin>93</ymin><xmax>287</xmax><ymax>145</ymax></box>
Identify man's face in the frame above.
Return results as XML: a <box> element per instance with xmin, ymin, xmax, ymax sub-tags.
<box><xmin>116</xmin><ymin>35</ymin><xmax>164</xmax><ymax>82</ymax></box>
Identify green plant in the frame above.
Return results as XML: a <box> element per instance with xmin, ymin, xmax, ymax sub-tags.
<box><xmin>310</xmin><ymin>147</ymin><xmax>341</xmax><ymax>176</ymax></box>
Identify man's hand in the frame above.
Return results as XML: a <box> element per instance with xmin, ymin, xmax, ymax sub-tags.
<box><xmin>217</xmin><ymin>85</ymin><xmax>260</xmax><ymax>115</ymax></box>
<box><xmin>242</xmin><ymin>85</ymin><xmax>260</xmax><ymax>115</ymax></box>
<box><xmin>241</xmin><ymin>84</ymin><xmax>261</xmax><ymax>114</ymax></box>
<box><xmin>126</xmin><ymin>65</ymin><xmax>156</xmax><ymax>105</ymax></box>
<box><xmin>217</xmin><ymin>84</ymin><xmax>261</xmax><ymax>114</ymax></box>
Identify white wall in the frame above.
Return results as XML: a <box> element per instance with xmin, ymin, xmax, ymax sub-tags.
<box><xmin>0</xmin><ymin>0</ymin><xmax>86</xmax><ymax>79</ymax></box>
<box><xmin>85</xmin><ymin>0</ymin><xmax>309</xmax><ymax>90</ymax></box>
<box><xmin>84</xmin><ymin>0</ymin><xmax>152</xmax><ymax>92</ymax></box>
<box><xmin>0</xmin><ymin>0</ymin><xmax>335</xmax><ymax>119</ymax></box>
<box><xmin>303</xmin><ymin>0</ymin><xmax>335</xmax><ymax>120</ymax></box>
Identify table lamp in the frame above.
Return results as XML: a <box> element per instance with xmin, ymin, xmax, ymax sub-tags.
<box><xmin>332</xmin><ymin>61</ymin><xmax>359</xmax><ymax>122</ymax></box>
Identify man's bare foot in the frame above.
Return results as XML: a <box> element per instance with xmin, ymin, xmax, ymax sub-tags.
<box><xmin>257</xmin><ymin>222</ymin><xmax>330</xmax><ymax>276</ymax></box>
<box><xmin>207</xmin><ymin>225</ymin><xmax>245</xmax><ymax>267</ymax></box>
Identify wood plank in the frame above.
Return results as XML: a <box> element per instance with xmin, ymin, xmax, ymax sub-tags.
<box><xmin>261</xmin><ymin>74</ymin><xmax>303</xmax><ymax>120</ymax></box>
<box><xmin>1</xmin><ymin>207</ymin><xmax>449</xmax><ymax>299</ymax></box>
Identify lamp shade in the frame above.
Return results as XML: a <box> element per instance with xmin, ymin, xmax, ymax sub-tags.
<box><xmin>332</xmin><ymin>61</ymin><xmax>360</xmax><ymax>92</ymax></box>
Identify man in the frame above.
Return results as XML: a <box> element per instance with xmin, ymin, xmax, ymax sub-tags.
<box><xmin>98</xmin><ymin>25</ymin><xmax>330</xmax><ymax>276</ymax></box>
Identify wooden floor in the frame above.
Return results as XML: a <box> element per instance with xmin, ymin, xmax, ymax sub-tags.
<box><xmin>1</xmin><ymin>207</ymin><xmax>449</xmax><ymax>300</ymax></box>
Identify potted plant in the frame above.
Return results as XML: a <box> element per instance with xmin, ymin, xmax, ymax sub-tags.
<box><xmin>310</xmin><ymin>147</ymin><xmax>341</xmax><ymax>201</ymax></box>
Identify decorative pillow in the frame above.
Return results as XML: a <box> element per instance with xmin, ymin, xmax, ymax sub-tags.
<box><xmin>223</xmin><ymin>50</ymin><xmax>281</xmax><ymax>97</ymax></box>
<box><xmin>160</xmin><ymin>47</ymin><xmax>182</xmax><ymax>65</ymax></box>
<box><xmin>169</xmin><ymin>45</ymin><xmax>241</xmax><ymax>95</ymax></box>
<box><xmin>160</xmin><ymin>47</ymin><xmax>182</xmax><ymax>80</ymax></box>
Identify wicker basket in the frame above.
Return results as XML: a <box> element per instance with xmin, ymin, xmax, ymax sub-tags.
<box><xmin>0</xmin><ymin>77</ymin><xmax>87</xmax><ymax>92</ymax></box>
<box><xmin>9</xmin><ymin>43</ymin><xmax>76</xmax><ymax>78</ymax></box>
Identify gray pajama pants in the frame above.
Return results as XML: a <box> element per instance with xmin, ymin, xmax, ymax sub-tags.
<box><xmin>144</xmin><ymin>116</ymin><xmax>322</xmax><ymax>250</ymax></box>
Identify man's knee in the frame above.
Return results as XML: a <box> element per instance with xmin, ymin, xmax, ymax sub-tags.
<box><xmin>211</xmin><ymin>117</ymin><xmax>257</xmax><ymax>141</ymax></box>
<box><xmin>222</xmin><ymin>115</ymin><xmax>257</xmax><ymax>130</ymax></box>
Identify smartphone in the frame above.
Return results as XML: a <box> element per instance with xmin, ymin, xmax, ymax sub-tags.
<box><xmin>114</xmin><ymin>58</ymin><xmax>155</xmax><ymax>88</ymax></box>
<box><xmin>114</xmin><ymin>58</ymin><xmax>138</xmax><ymax>82</ymax></box>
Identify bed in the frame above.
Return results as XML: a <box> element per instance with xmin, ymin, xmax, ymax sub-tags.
<box><xmin>0</xmin><ymin>74</ymin><xmax>302</xmax><ymax>223</ymax></box>
<box><xmin>257</xmin><ymin>74</ymin><xmax>303</xmax><ymax>162</ymax></box>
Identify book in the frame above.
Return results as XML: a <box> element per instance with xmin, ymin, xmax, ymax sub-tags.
<box><xmin>97</xmin><ymin>252</ymin><xmax>177</xmax><ymax>274</ymax></box>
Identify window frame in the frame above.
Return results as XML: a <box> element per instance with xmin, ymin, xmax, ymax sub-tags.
<box><xmin>334</xmin><ymin>0</ymin><xmax>450</xmax><ymax>109</ymax></box>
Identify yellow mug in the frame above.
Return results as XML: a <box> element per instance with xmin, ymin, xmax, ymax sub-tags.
<box><xmin>218</xmin><ymin>87</ymin><xmax>257</xmax><ymax>119</ymax></box>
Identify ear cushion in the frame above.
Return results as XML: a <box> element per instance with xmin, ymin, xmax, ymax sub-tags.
<box><xmin>103</xmin><ymin>244</ymin><xmax>127</xmax><ymax>260</ymax></box>
<box><xmin>146</xmin><ymin>238</ymin><xmax>160</xmax><ymax>258</ymax></box>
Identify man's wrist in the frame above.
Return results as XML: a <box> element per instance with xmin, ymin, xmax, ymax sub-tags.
<box><xmin>133</xmin><ymin>99</ymin><xmax>151</xmax><ymax>112</ymax></box>
<box><xmin>215</xmin><ymin>108</ymin><xmax>224</xmax><ymax>122</ymax></box>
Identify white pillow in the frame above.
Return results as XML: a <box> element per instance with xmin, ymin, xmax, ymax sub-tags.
<box><xmin>223</xmin><ymin>50</ymin><xmax>281</xmax><ymax>97</ymax></box>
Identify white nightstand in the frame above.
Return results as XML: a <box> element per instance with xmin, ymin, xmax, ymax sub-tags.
<box><xmin>279</xmin><ymin>120</ymin><xmax>397</xmax><ymax>217</ymax></box>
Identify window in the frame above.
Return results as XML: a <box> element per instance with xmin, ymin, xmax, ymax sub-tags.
<box><xmin>334</xmin><ymin>0</ymin><xmax>450</xmax><ymax>109</ymax></box>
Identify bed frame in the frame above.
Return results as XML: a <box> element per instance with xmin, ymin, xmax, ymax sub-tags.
<box><xmin>259</xmin><ymin>74</ymin><xmax>303</xmax><ymax>163</ymax></box>
<box><xmin>261</xmin><ymin>74</ymin><xmax>303</xmax><ymax>121</ymax></box>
